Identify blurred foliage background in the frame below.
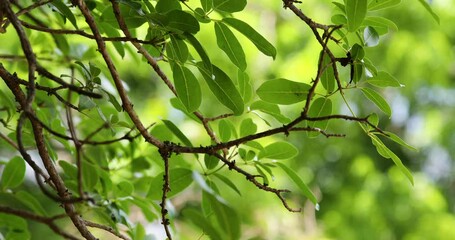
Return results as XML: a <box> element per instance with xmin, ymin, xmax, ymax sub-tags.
<box><xmin>1</xmin><ymin>0</ymin><xmax>454</xmax><ymax>239</ymax></box>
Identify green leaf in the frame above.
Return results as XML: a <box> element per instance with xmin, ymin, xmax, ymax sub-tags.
<box><xmin>331</xmin><ymin>14</ymin><xmax>347</xmax><ymax>25</ymax></box>
<box><xmin>366</xmin><ymin>71</ymin><xmax>402</xmax><ymax>87</ymax></box>
<box><xmin>99</xmin><ymin>22</ymin><xmax>125</xmax><ymax>58</ymax></box>
<box><xmin>351</xmin><ymin>43</ymin><xmax>365</xmax><ymax>60</ymax></box>
<box><xmin>214</xmin><ymin>22</ymin><xmax>247</xmax><ymax>71</ymax></box>
<box><xmin>364</xmin><ymin>26</ymin><xmax>380</xmax><ymax>47</ymax></box>
<box><xmin>218</xmin><ymin>119</ymin><xmax>232</xmax><ymax>142</ymax></box>
<box><xmin>223</xmin><ymin>18</ymin><xmax>277</xmax><ymax>59</ymax></box>
<box><xmin>1</xmin><ymin>156</ymin><xmax>25</xmax><ymax>190</ymax></box>
<box><xmin>182</xmin><ymin>208</ymin><xmax>223</xmax><ymax>239</ymax></box>
<box><xmin>258</xmin><ymin>142</ymin><xmax>298</xmax><ymax>160</ymax></box>
<box><xmin>361</xmin><ymin>88</ymin><xmax>392</xmax><ymax>117</ymax></box>
<box><xmin>382</xmin><ymin>131</ymin><xmax>417</xmax><ymax>151</ymax></box>
<box><xmin>276</xmin><ymin>162</ymin><xmax>318</xmax><ymax>205</ymax></box>
<box><xmin>213</xmin><ymin>173</ymin><xmax>241</xmax><ymax>196</ymax></box>
<box><xmin>368</xmin><ymin>0</ymin><xmax>401</xmax><ymax>11</ymax></box>
<box><xmin>82</xmin><ymin>161</ymin><xmax>99</xmax><ymax>191</ymax></box>
<box><xmin>206</xmin><ymin>193</ymin><xmax>241</xmax><ymax>240</ymax></box>
<box><xmin>50</xmin><ymin>0</ymin><xmax>78</xmax><ymax>29</ymax></box>
<box><xmin>237</xmin><ymin>70</ymin><xmax>253</xmax><ymax>103</ymax></box>
<box><xmin>371</xmin><ymin>135</ymin><xmax>414</xmax><ymax>185</ymax></box>
<box><xmin>239</xmin><ymin>118</ymin><xmax>257</xmax><ymax>137</ymax></box>
<box><xmin>101</xmin><ymin>5</ymin><xmax>146</xmax><ymax>29</ymax></box>
<box><xmin>103</xmin><ymin>90</ymin><xmax>123</xmax><ymax>112</ymax></box>
<box><xmin>184</xmin><ymin>33</ymin><xmax>212</xmax><ymax>72</ymax></box>
<box><xmin>115</xmin><ymin>181</ymin><xmax>134</xmax><ymax>197</ymax></box>
<box><xmin>417</xmin><ymin>0</ymin><xmax>440</xmax><ymax>24</ymax></box>
<box><xmin>54</xmin><ymin>34</ymin><xmax>70</xmax><ymax>55</ymax></box>
<box><xmin>307</xmin><ymin>98</ymin><xmax>332</xmax><ymax>137</ymax></box>
<box><xmin>213</xmin><ymin>0</ymin><xmax>247</xmax><ymax>13</ymax></box>
<box><xmin>250</xmin><ymin>100</ymin><xmax>291</xmax><ymax>124</ymax></box>
<box><xmin>204</xmin><ymin>154</ymin><xmax>219</xmax><ymax>170</ymax></box>
<box><xmin>346</xmin><ymin>0</ymin><xmax>367</xmax><ymax>32</ymax></box>
<box><xmin>173</xmin><ymin>65</ymin><xmax>202</xmax><ymax>113</ymax></box>
<box><xmin>201</xmin><ymin>0</ymin><xmax>213</xmax><ymax>12</ymax></box>
<box><xmin>320</xmin><ymin>52</ymin><xmax>336</xmax><ymax>93</ymax></box>
<box><xmin>256</xmin><ymin>78</ymin><xmax>311</xmax><ymax>105</ymax></box>
<box><xmin>197</xmin><ymin>63</ymin><xmax>244</xmax><ymax>115</ymax></box>
<box><xmin>155</xmin><ymin>0</ymin><xmax>181</xmax><ymax>13</ymax></box>
<box><xmin>15</xmin><ymin>191</ymin><xmax>47</xmax><ymax>216</ymax></box>
<box><xmin>166</xmin><ymin>10</ymin><xmax>200</xmax><ymax>34</ymax></box>
<box><xmin>363</xmin><ymin>16</ymin><xmax>398</xmax><ymax>31</ymax></box>
<box><xmin>59</xmin><ymin>160</ymin><xmax>77</xmax><ymax>179</ymax></box>
<box><xmin>352</xmin><ymin>62</ymin><xmax>364</xmax><ymax>83</ymax></box>
<box><xmin>168</xmin><ymin>35</ymin><xmax>189</xmax><ymax>63</ymax></box>
<box><xmin>147</xmin><ymin>168</ymin><xmax>193</xmax><ymax>199</ymax></box>
<box><xmin>162</xmin><ymin>119</ymin><xmax>193</xmax><ymax>147</ymax></box>
<box><xmin>78</xmin><ymin>95</ymin><xmax>97</xmax><ymax>110</ymax></box>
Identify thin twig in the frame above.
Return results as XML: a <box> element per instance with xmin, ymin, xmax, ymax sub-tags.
<box><xmin>84</xmin><ymin>220</ymin><xmax>131</xmax><ymax>240</ymax></box>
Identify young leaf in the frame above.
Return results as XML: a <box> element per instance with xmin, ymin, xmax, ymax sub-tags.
<box><xmin>307</xmin><ymin>98</ymin><xmax>332</xmax><ymax>137</ymax></box>
<box><xmin>162</xmin><ymin>119</ymin><xmax>193</xmax><ymax>147</ymax></box>
<box><xmin>222</xmin><ymin>17</ymin><xmax>277</xmax><ymax>59</ymax></box>
<box><xmin>182</xmin><ymin>208</ymin><xmax>223</xmax><ymax>239</ymax></box>
<box><xmin>258</xmin><ymin>142</ymin><xmax>298</xmax><ymax>160</ymax></box>
<box><xmin>346</xmin><ymin>0</ymin><xmax>367</xmax><ymax>32</ymax></box>
<box><xmin>257</xmin><ymin>78</ymin><xmax>311</xmax><ymax>105</ymax></box>
<box><xmin>361</xmin><ymin>88</ymin><xmax>392</xmax><ymax>117</ymax></box>
<box><xmin>364</xmin><ymin>26</ymin><xmax>380</xmax><ymax>47</ymax></box>
<box><xmin>184</xmin><ymin>33</ymin><xmax>212</xmax><ymax>72</ymax></box>
<box><xmin>275</xmin><ymin>162</ymin><xmax>318</xmax><ymax>205</ymax></box>
<box><xmin>417</xmin><ymin>0</ymin><xmax>440</xmax><ymax>24</ymax></box>
<box><xmin>366</xmin><ymin>71</ymin><xmax>402</xmax><ymax>87</ymax></box>
<box><xmin>368</xmin><ymin>0</ymin><xmax>401</xmax><ymax>11</ymax></box>
<box><xmin>173</xmin><ymin>65</ymin><xmax>202</xmax><ymax>113</ymax></box>
<box><xmin>213</xmin><ymin>0</ymin><xmax>247</xmax><ymax>13</ymax></box>
<box><xmin>214</xmin><ymin>22</ymin><xmax>247</xmax><ymax>71</ymax></box>
<box><xmin>371</xmin><ymin>135</ymin><xmax>414</xmax><ymax>185</ymax></box>
<box><xmin>197</xmin><ymin>63</ymin><xmax>244</xmax><ymax>115</ymax></box>
<box><xmin>1</xmin><ymin>156</ymin><xmax>26</xmax><ymax>190</ymax></box>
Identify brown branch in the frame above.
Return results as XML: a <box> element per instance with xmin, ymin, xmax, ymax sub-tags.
<box><xmin>71</xmin><ymin>0</ymin><xmax>163</xmax><ymax>149</ymax></box>
<box><xmin>0</xmin><ymin>205</ymin><xmax>80</xmax><ymax>240</ymax></box>
<box><xmin>19</xmin><ymin>20</ymin><xmax>154</xmax><ymax>44</ymax></box>
<box><xmin>36</xmin><ymin>65</ymin><xmax>102</xmax><ymax>99</ymax></box>
<box><xmin>84</xmin><ymin>220</ymin><xmax>131</xmax><ymax>240</ymax></box>
<box><xmin>158</xmin><ymin>143</ymin><xmax>173</xmax><ymax>240</ymax></box>
<box><xmin>0</xmin><ymin>2</ymin><xmax>96</xmax><ymax>235</ymax></box>
<box><xmin>211</xmin><ymin>152</ymin><xmax>300</xmax><ymax>212</ymax></box>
